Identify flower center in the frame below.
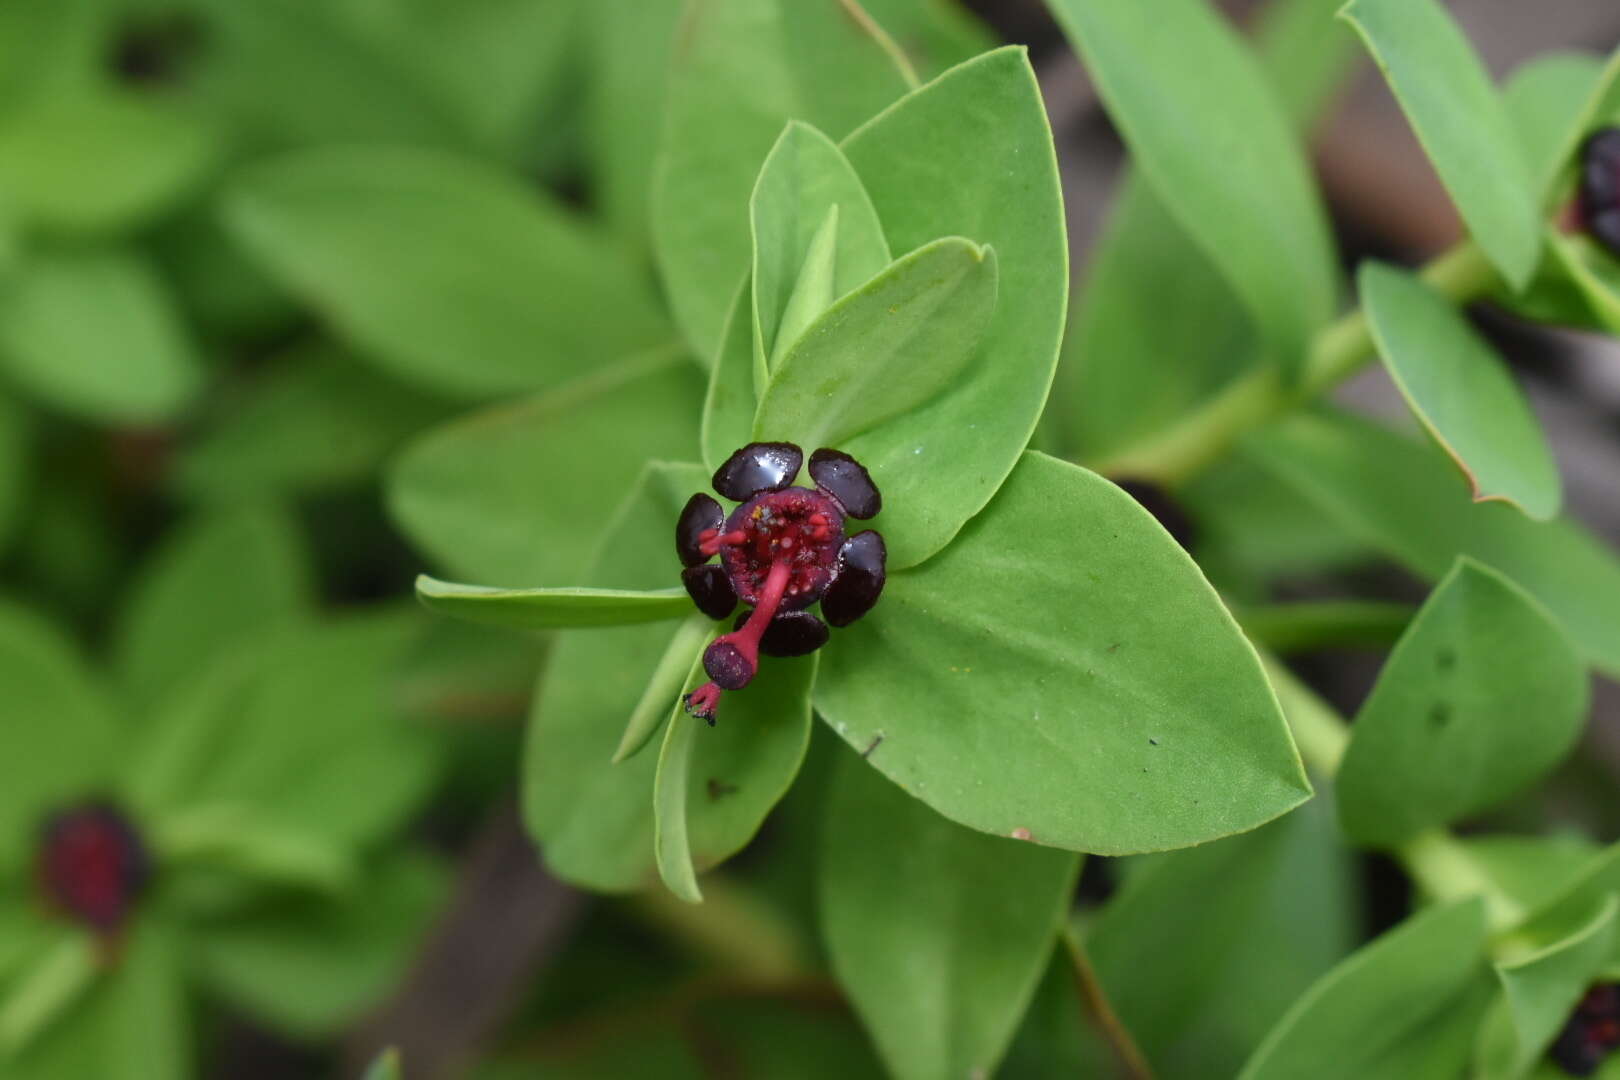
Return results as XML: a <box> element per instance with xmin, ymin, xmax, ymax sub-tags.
<box><xmin>718</xmin><ymin>488</ymin><xmax>845</xmax><ymax>609</ymax></box>
<box><xmin>36</xmin><ymin>803</ymin><xmax>150</xmax><ymax>933</ymax></box>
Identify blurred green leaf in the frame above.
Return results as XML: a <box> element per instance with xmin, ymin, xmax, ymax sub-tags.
<box><xmin>1462</xmin><ymin>834</ymin><xmax>1603</xmax><ymax>915</ymax></box>
<box><xmin>685</xmin><ymin>992</ymin><xmax>889</xmax><ymax>1079</ymax></box>
<box><xmin>1361</xmin><ymin>262</ymin><xmax>1560</xmax><ymax>519</ymax></box>
<box><xmin>820</xmin><ymin>749</ymin><xmax>1079</xmax><ymax>1080</ymax></box>
<box><xmin>1339</xmin><ymin>0</ymin><xmax>1541</xmax><ymax>289</ymax></box>
<box><xmin>1547</xmin><ymin>231</ymin><xmax>1620</xmax><ymax>336</ymax></box>
<box><xmin>999</xmin><ymin>948</ymin><xmax>1114</xmax><ymax>1077</ymax></box>
<box><xmin>1089</xmin><ymin>794</ymin><xmax>1358</xmax><ymax>1079</ymax></box>
<box><xmin>703</xmin><ymin>283</ymin><xmax>760</xmax><ymax>473</ymax></box>
<box><xmin>113</xmin><ymin>504</ymin><xmax>312</xmax><ymax>713</ymax></box>
<box><xmin>1337</xmin><ymin>559</ymin><xmax>1588</xmax><ymax>849</ymax></box>
<box><xmin>859</xmin><ymin>0</ymin><xmax>994</xmax><ymax>79</ymax></box>
<box><xmin>1243</xmin><ymin>410</ymin><xmax>1620</xmax><ymax>677</ymax></box>
<box><xmin>0</xmin><ymin>0</ymin><xmax>105</xmax><ymax>112</ymax></box>
<box><xmin>1237</xmin><ymin>899</ymin><xmax>1490</xmax><ymax>1079</ymax></box>
<box><xmin>0</xmin><ymin>601</ymin><xmax>118</xmax><ymax>873</ymax></box>
<box><xmin>1252</xmin><ymin>0</ymin><xmax>1361</xmax><ymax>129</ymax></box>
<box><xmin>815</xmin><ymin>452</ymin><xmax>1310</xmax><ymax>854</ymax></box>
<box><xmin>225</xmin><ymin>145</ymin><xmax>672</xmax><ymax>400</ymax></box>
<box><xmin>388</xmin><ymin>350</ymin><xmax>703</xmax><ymax>586</ymax></box>
<box><xmin>1526</xmin><ymin>44</ymin><xmax>1620</xmax><ymax>208</ymax></box>
<box><xmin>175</xmin><ymin>349</ymin><xmax>450</xmax><ymax>501</ymax></box>
<box><xmin>150</xmin><ymin>800</ymin><xmax>356</xmax><ymax>897</ymax></box>
<box><xmin>839</xmin><ymin>47</ymin><xmax>1067</xmax><ymax>568</ymax></box>
<box><xmin>1479</xmin><ymin>895</ymin><xmax>1618</xmax><ymax>1080</ymax></box>
<box><xmin>1048</xmin><ymin>0</ymin><xmax>1335</xmax><ymax>367</ymax></box>
<box><xmin>652</xmin><ymin>0</ymin><xmax>915</xmax><ymax>360</ymax></box>
<box><xmin>751</xmin><ymin>121</ymin><xmax>891</xmax><ymax>377</ymax></box>
<box><xmin>0</xmin><ymin>250</ymin><xmax>202</xmax><ymax>424</ymax></box>
<box><xmin>191</xmin><ymin>852</ymin><xmax>448</xmax><ymax>1037</ymax></box>
<box><xmin>362</xmin><ymin>1048</ymin><xmax>402</xmax><ymax>1080</ymax></box>
<box><xmin>6</xmin><ymin>919</ymin><xmax>186</xmax><ymax>1080</ymax></box>
<box><xmin>0</xmin><ymin>393</ymin><xmax>28</xmax><ymax>558</ymax></box>
<box><xmin>416</xmin><ymin>579</ymin><xmax>691</xmax><ymax>631</ymax></box>
<box><xmin>0</xmin><ymin>931</ymin><xmax>95</xmax><ymax>1059</ymax></box>
<box><xmin>1504</xmin><ymin>53</ymin><xmax>1605</xmax><ymax>197</ymax></box>
<box><xmin>0</xmin><ymin>94</ymin><xmax>216</xmax><ymax>235</ymax></box>
<box><xmin>756</xmin><ymin>237</ymin><xmax>996</xmax><ymax>451</ymax></box>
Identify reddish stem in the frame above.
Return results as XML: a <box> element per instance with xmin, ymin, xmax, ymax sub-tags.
<box><xmin>683</xmin><ymin>559</ymin><xmax>792</xmax><ymax>723</ymax></box>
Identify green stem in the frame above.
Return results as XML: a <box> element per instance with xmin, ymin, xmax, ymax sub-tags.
<box><xmin>1091</xmin><ymin>240</ymin><xmax>1497</xmax><ymax>486</ymax></box>
<box><xmin>1238</xmin><ymin>601</ymin><xmax>1416</xmax><ymax>655</ymax></box>
<box><xmin>1062</xmin><ymin>925</ymin><xmax>1155</xmax><ymax>1080</ymax></box>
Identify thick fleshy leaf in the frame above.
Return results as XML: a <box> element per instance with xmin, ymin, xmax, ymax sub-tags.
<box><xmin>814</xmin><ymin>452</ymin><xmax>1309</xmax><ymax>854</ymax></box>
<box><xmin>1047</xmin><ymin>0</ymin><xmax>1334</xmax><ymax>366</ymax></box>
<box><xmin>1478</xmin><ymin>895</ymin><xmax>1619</xmax><ymax>1080</ymax></box>
<box><xmin>702</xmin><ymin>283</ymin><xmax>760</xmax><ymax>473</ymax></box>
<box><xmin>136</xmin><ymin>611</ymin><xmax>440</xmax><ymax>850</ymax></box>
<box><xmin>1337</xmin><ymin>559</ymin><xmax>1588</xmax><ymax>848</ymax></box>
<box><xmin>1339</xmin><ymin>0</ymin><xmax>1541</xmax><ymax>289</ymax></box>
<box><xmin>999</xmin><ymin>949</ymin><xmax>1114</xmax><ymax>1077</ymax></box>
<box><xmin>1547</xmin><ymin>231</ymin><xmax>1620</xmax><ymax>336</ymax></box>
<box><xmin>0</xmin><ymin>393</ymin><xmax>28</xmax><ymax>557</ymax></box>
<box><xmin>1504</xmin><ymin>53</ymin><xmax>1606</xmax><ymax>199</ymax></box>
<box><xmin>523</xmin><ymin>463</ymin><xmax>814</xmax><ymax>891</ymax></box>
<box><xmin>1237</xmin><ymin>900</ymin><xmax>1491</xmax><ymax>1080</ymax></box>
<box><xmin>363</xmin><ymin>1049</ymin><xmax>402</xmax><ymax>1080</ymax></box>
<box><xmin>1530</xmin><ymin>45</ymin><xmax>1620</xmax><ymax>207</ymax></box>
<box><xmin>651</xmin><ymin>0</ymin><xmax>914</xmax><ymax>360</ymax></box>
<box><xmin>174</xmin><ymin>347</ymin><xmax>451</xmax><ymax>501</ymax></box>
<box><xmin>751</xmin><ymin>121</ymin><xmax>890</xmax><ymax>375</ymax></box>
<box><xmin>191</xmin><ymin>852</ymin><xmax>448</xmax><ymax>1037</ymax></box>
<box><xmin>6</xmin><ymin>918</ymin><xmax>186</xmax><ymax>1080</ymax></box>
<box><xmin>1242</xmin><ymin>410</ymin><xmax>1620</xmax><ymax>677</ymax></box>
<box><xmin>1088</xmin><ymin>793</ymin><xmax>1357</xmax><ymax>1079</ymax></box>
<box><xmin>0</xmin><ymin>250</ymin><xmax>202</xmax><ymax>424</ymax></box>
<box><xmin>416</xmin><ymin>578</ymin><xmax>691</xmax><ymax>631</ymax></box>
<box><xmin>0</xmin><ymin>601</ymin><xmax>119</xmax><ymax>873</ymax></box>
<box><xmin>0</xmin><ymin>93</ymin><xmax>215</xmax><ymax>234</ymax></box>
<box><xmin>839</xmin><ymin>47</ymin><xmax>1067</xmax><ymax>568</ymax></box>
<box><xmin>1461</xmin><ymin>834</ymin><xmax>1604</xmax><ymax>917</ymax></box>
<box><xmin>820</xmin><ymin>749</ymin><xmax>1079</xmax><ymax>1080</ymax></box>
<box><xmin>224</xmin><ymin>145</ymin><xmax>672</xmax><ymax>399</ymax></box>
<box><xmin>859</xmin><ymin>0</ymin><xmax>994</xmax><ymax>79</ymax></box>
<box><xmin>388</xmin><ymin>350</ymin><xmax>703</xmax><ymax>586</ymax></box>
<box><xmin>755</xmin><ymin>237</ymin><xmax>997</xmax><ymax>451</ymax></box>
<box><xmin>112</xmin><ymin>504</ymin><xmax>313</xmax><ymax>713</ymax></box>
<box><xmin>1360</xmin><ymin>261</ymin><xmax>1560</xmax><ymax>519</ymax></box>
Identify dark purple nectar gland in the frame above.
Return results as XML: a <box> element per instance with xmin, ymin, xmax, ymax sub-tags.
<box><xmin>676</xmin><ymin>442</ymin><xmax>887</xmax><ymax>724</ymax></box>
<box><xmin>1578</xmin><ymin>128</ymin><xmax>1620</xmax><ymax>257</ymax></box>
<box><xmin>1552</xmin><ymin>984</ymin><xmax>1620</xmax><ymax>1077</ymax></box>
<box><xmin>35</xmin><ymin>802</ymin><xmax>151</xmax><ymax>937</ymax></box>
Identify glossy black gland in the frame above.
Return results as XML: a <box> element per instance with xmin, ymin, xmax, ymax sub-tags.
<box><xmin>37</xmin><ymin>803</ymin><xmax>150</xmax><ymax>932</ymax></box>
<box><xmin>703</xmin><ymin>640</ymin><xmax>754</xmax><ymax>690</ymax></box>
<box><xmin>713</xmin><ymin>441</ymin><xmax>803</xmax><ymax>501</ymax></box>
<box><xmin>675</xmin><ymin>493</ymin><xmax>725</xmax><ymax>567</ymax></box>
<box><xmin>1580</xmin><ymin>128</ymin><xmax>1620</xmax><ymax>257</ymax></box>
<box><xmin>735</xmin><ymin>609</ymin><xmax>829</xmax><ymax>657</ymax></box>
<box><xmin>821</xmin><ymin>530</ymin><xmax>886</xmax><ymax>627</ymax></box>
<box><xmin>809</xmin><ymin>448</ymin><xmax>881</xmax><ymax>519</ymax></box>
<box><xmin>1552</xmin><ymin>984</ymin><xmax>1620</xmax><ymax>1077</ymax></box>
<box><xmin>682</xmin><ymin>565</ymin><xmax>737</xmax><ymax>620</ymax></box>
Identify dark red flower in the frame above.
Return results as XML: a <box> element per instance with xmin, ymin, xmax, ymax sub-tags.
<box><xmin>1579</xmin><ymin>128</ymin><xmax>1620</xmax><ymax>257</ymax></box>
<box><xmin>1551</xmin><ymin>983</ymin><xmax>1620</xmax><ymax>1076</ymax></box>
<box><xmin>36</xmin><ymin>802</ymin><xmax>150</xmax><ymax>935</ymax></box>
<box><xmin>676</xmin><ymin>443</ymin><xmax>886</xmax><ymax>723</ymax></box>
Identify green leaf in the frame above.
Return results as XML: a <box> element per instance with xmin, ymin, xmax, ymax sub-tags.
<box><xmin>1504</xmin><ymin>53</ymin><xmax>1605</xmax><ymax>199</ymax></box>
<box><xmin>615</xmin><ymin>615</ymin><xmax>712</xmax><ymax>763</ymax></box>
<box><xmin>858</xmin><ymin>0</ymin><xmax>995</xmax><ymax>80</ymax></box>
<box><xmin>0</xmin><ymin>601</ymin><xmax>118</xmax><ymax>873</ymax></box>
<box><xmin>363</xmin><ymin>1048</ymin><xmax>402</xmax><ymax>1080</ymax></box>
<box><xmin>224</xmin><ymin>145</ymin><xmax>672</xmax><ymax>399</ymax></box>
<box><xmin>820</xmin><ymin>749</ymin><xmax>1079</xmax><ymax>1080</ymax></box>
<box><xmin>0</xmin><ymin>93</ymin><xmax>215</xmax><ymax>235</ymax></box>
<box><xmin>755</xmin><ymin>237</ymin><xmax>997</xmax><ymax>451</ymax></box>
<box><xmin>113</xmin><ymin>504</ymin><xmax>312</xmax><ymax>713</ymax></box>
<box><xmin>0</xmin><ymin>250</ymin><xmax>203</xmax><ymax>424</ymax></box>
<box><xmin>751</xmin><ymin>121</ymin><xmax>891</xmax><ymax>376</ymax></box>
<box><xmin>1360</xmin><ymin>261</ymin><xmax>1560</xmax><ymax>519</ymax></box>
<box><xmin>174</xmin><ymin>347</ymin><xmax>451</xmax><ymax>501</ymax></box>
<box><xmin>839</xmin><ymin>47</ymin><xmax>1067</xmax><ymax>568</ymax></box>
<box><xmin>1242</xmin><ymin>409</ymin><xmax>1620</xmax><ymax>677</ymax></box>
<box><xmin>652</xmin><ymin>643</ymin><xmax>714</xmax><ymax>903</ymax></box>
<box><xmin>1546</xmin><ymin>231</ymin><xmax>1620</xmax><ymax>336</ymax></box>
<box><xmin>815</xmin><ymin>451</ymin><xmax>1309</xmax><ymax>854</ymax></box>
<box><xmin>1252</xmin><ymin>0</ymin><xmax>1362</xmax><ymax>130</ymax></box>
<box><xmin>6</xmin><ymin>919</ymin><xmax>187</xmax><ymax>1080</ymax></box>
<box><xmin>524</xmin><ymin>464</ymin><xmax>813</xmax><ymax>890</ymax></box>
<box><xmin>149</xmin><ymin>802</ymin><xmax>356</xmax><ymax>896</ymax></box>
<box><xmin>1528</xmin><ymin>45</ymin><xmax>1620</xmax><ymax>208</ymax></box>
<box><xmin>0</xmin><ymin>393</ymin><xmax>30</xmax><ymax>558</ymax></box>
<box><xmin>1336</xmin><ymin>559</ymin><xmax>1588</xmax><ymax>849</ymax></box>
<box><xmin>1461</xmin><ymin>834</ymin><xmax>1604</xmax><ymax>915</ymax></box>
<box><xmin>0</xmin><ymin>932</ymin><xmax>96</xmax><ymax>1057</ymax></box>
<box><xmin>702</xmin><ymin>282</ymin><xmax>761</xmax><ymax>472</ymax></box>
<box><xmin>651</xmin><ymin>0</ymin><xmax>915</xmax><ymax>359</ymax></box>
<box><xmin>1479</xmin><ymin>895</ymin><xmax>1619</xmax><ymax>1080</ymax></box>
<box><xmin>191</xmin><ymin>852</ymin><xmax>448</xmax><ymax>1037</ymax></box>
<box><xmin>999</xmin><ymin>949</ymin><xmax>1114</xmax><ymax>1078</ymax></box>
<box><xmin>144</xmin><ymin>612</ymin><xmax>440</xmax><ymax>850</ymax></box>
<box><xmin>1047</xmin><ymin>0</ymin><xmax>1335</xmax><ymax>366</ymax></box>
<box><xmin>763</xmin><ymin>205</ymin><xmax>839</xmax><ymax>393</ymax></box>
<box><xmin>1237</xmin><ymin>899</ymin><xmax>1490</xmax><ymax>1080</ymax></box>
<box><xmin>388</xmin><ymin>351</ymin><xmax>703</xmax><ymax>586</ymax></box>
<box><xmin>1088</xmin><ymin>793</ymin><xmax>1358</xmax><ymax>1079</ymax></box>
<box><xmin>1339</xmin><ymin>0</ymin><xmax>1541</xmax><ymax>289</ymax></box>
<box><xmin>416</xmin><ymin>578</ymin><xmax>691</xmax><ymax>631</ymax></box>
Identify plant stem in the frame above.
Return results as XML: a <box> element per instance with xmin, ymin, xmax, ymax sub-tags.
<box><xmin>1238</xmin><ymin>600</ymin><xmax>1416</xmax><ymax>655</ymax></box>
<box><xmin>1062</xmin><ymin>924</ymin><xmax>1155</xmax><ymax>1080</ymax></box>
<box><xmin>1091</xmin><ymin>240</ymin><xmax>1497</xmax><ymax>486</ymax></box>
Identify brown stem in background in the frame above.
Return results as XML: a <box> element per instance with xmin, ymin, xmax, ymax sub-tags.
<box><xmin>1063</xmin><ymin>925</ymin><xmax>1155</xmax><ymax>1080</ymax></box>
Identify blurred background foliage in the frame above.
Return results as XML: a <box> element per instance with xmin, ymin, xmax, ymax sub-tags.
<box><xmin>2</xmin><ymin>0</ymin><xmax>1620</xmax><ymax>1077</ymax></box>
